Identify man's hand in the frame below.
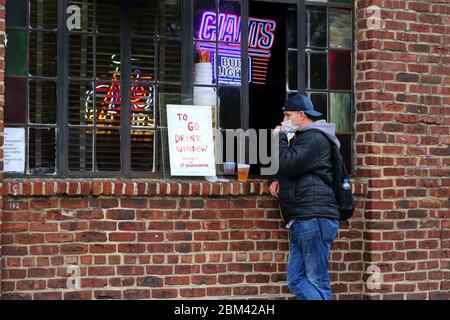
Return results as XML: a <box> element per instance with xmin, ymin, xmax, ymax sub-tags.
<box><xmin>269</xmin><ymin>181</ymin><xmax>279</xmax><ymax>198</ymax></box>
<box><xmin>273</xmin><ymin>125</ymin><xmax>282</xmax><ymax>134</ymax></box>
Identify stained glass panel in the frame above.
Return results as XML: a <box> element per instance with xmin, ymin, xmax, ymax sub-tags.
<box><xmin>5</xmin><ymin>77</ymin><xmax>27</xmax><ymax>124</ymax></box>
<box><xmin>330</xmin><ymin>92</ymin><xmax>351</xmax><ymax>133</ymax></box>
<box><xmin>5</xmin><ymin>30</ymin><xmax>27</xmax><ymax>76</ymax></box>
<box><xmin>330</xmin><ymin>8</ymin><xmax>352</xmax><ymax>48</ymax></box>
<box><xmin>330</xmin><ymin>50</ymin><xmax>351</xmax><ymax>90</ymax></box>
<box><xmin>307</xmin><ymin>6</ymin><xmax>327</xmax><ymax>48</ymax></box>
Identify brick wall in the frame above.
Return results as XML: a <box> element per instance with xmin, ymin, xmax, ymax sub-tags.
<box><xmin>355</xmin><ymin>0</ymin><xmax>449</xmax><ymax>299</ymax></box>
<box><xmin>0</xmin><ymin>181</ymin><xmax>367</xmax><ymax>299</ymax></box>
<box><xmin>0</xmin><ymin>0</ymin><xmax>449</xmax><ymax>300</ymax></box>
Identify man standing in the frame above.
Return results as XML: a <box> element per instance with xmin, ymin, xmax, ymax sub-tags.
<box><xmin>269</xmin><ymin>94</ymin><xmax>340</xmax><ymax>300</ymax></box>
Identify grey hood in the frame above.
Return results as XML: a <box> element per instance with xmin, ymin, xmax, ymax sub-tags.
<box><xmin>301</xmin><ymin>120</ymin><xmax>341</xmax><ymax>149</ymax></box>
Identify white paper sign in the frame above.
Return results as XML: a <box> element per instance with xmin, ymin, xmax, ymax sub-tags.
<box><xmin>4</xmin><ymin>127</ymin><xmax>26</xmax><ymax>173</ymax></box>
<box><xmin>167</xmin><ymin>105</ymin><xmax>216</xmax><ymax>176</ymax></box>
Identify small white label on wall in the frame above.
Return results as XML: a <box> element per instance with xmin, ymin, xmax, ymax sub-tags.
<box><xmin>4</xmin><ymin>127</ymin><xmax>26</xmax><ymax>173</ymax></box>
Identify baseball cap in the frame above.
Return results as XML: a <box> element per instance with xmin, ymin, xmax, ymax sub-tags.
<box><xmin>282</xmin><ymin>94</ymin><xmax>322</xmax><ymax>117</ymax></box>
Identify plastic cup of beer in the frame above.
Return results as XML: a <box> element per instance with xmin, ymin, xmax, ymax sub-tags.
<box><xmin>237</xmin><ymin>164</ymin><xmax>250</xmax><ymax>182</ymax></box>
<box><xmin>223</xmin><ymin>162</ymin><xmax>236</xmax><ymax>175</ymax></box>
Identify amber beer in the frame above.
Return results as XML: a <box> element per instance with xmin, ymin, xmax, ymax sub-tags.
<box><xmin>237</xmin><ymin>164</ymin><xmax>250</xmax><ymax>182</ymax></box>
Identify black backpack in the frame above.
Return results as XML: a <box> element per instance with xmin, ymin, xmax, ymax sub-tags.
<box><xmin>310</xmin><ymin>130</ymin><xmax>355</xmax><ymax>221</ymax></box>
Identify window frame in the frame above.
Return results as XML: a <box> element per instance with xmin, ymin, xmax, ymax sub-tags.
<box><xmin>4</xmin><ymin>0</ymin><xmax>354</xmax><ymax>178</ymax></box>
<box><xmin>5</xmin><ymin>0</ymin><xmax>185</xmax><ymax>178</ymax></box>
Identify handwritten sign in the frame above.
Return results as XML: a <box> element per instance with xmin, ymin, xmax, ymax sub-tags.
<box><xmin>4</xmin><ymin>127</ymin><xmax>25</xmax><ymax>173</ymax></box>
<box><xmin>167</xmin><ymin>105</ymin><xmax>216</xmax><ymax>176</ymax></box>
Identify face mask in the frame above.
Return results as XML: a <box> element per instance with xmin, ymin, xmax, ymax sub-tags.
<box><xmin>281</xmin><ymin>120</ymin><xmax>299</xmax><ymax>133</ymax></box>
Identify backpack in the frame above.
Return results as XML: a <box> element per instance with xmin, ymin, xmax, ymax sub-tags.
<box><xmin>310</xmin><ymin>130</ymin><xmax>355</xmax><ymax>221</ymax></box>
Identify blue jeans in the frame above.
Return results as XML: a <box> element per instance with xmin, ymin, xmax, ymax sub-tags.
<box><xmin>287</xmin><ymin>218</ymin><xmax>339</xmax><ymax>300</ymax></box>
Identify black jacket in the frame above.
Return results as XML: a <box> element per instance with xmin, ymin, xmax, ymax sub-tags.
<box><xmin>269</xmin><ymin>129</ymin><xmax>340</xmax><ymax>223</ymax></box>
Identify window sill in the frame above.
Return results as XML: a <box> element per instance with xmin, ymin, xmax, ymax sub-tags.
<box><xmin>3</xmin><ymin>178</ymin><xmax>367</xmax><ymax>197</ymax></box>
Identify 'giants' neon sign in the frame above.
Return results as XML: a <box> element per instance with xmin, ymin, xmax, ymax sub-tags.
<box><xmin>197</xmin><ymin>11</ymin><xmax>276</xmax><ymax>58</ymax></box>
<box><xmin>196</xmin><ymin>11</ymin><xmax>276</xmax><ymax>85</ymax></box>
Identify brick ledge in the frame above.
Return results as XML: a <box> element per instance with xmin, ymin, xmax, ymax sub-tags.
<box><xmin>2</xmin><ymin>179</ymin><xmax>367</xmax><ymax>197</ymax></box>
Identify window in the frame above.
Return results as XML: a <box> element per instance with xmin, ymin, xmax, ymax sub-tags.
<box><xmin>304</xmin><ymin>1</ymin><xmax>354</xmax><ymax>172</ymax></box>
<box><xmin>5</xmin><ymin>0</ymin><xmax>58</xmax><ymax>174</ymax></box>
<box><xmin>5</xmin><ymin>0</ymin><xmax>182</xmax><ymax>176</ymax></box>
<box><xmin>5</xmin><ymin>0</ymin><xmax>354</xmax><ymax>177</ymax></box>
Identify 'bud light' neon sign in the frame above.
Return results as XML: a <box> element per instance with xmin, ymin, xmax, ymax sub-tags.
<box><xmin>196</xmin><ymin>11</ymin><xmax>277</xmax><ymax>85</ymax></box>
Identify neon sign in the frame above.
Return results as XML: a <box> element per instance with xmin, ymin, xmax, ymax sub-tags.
<box><xmin>85</xmin><ymin>55</ymin><xmax>154</xmax><ymax>128</ymax></box>
<box><xmin>196</xmin><ymin>11</ymin><xmax>276</xmax><ymax>85</ymax></box>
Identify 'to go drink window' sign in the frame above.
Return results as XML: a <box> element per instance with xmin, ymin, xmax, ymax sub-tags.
<box><xmin>167</xmin><ymin>105</ymin><xmax>216</xmax><ymax>177</ymax></box>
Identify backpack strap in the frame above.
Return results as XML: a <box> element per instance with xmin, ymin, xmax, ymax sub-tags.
<box><xmin>304</xmin><ymin>129</ymin><xmax>346</xmax><ymax>189</ymax></box>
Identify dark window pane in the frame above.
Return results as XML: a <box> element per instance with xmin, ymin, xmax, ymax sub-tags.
<box><xmin>330</xmin><ymin>92</ymin><xmax>351</xmax><ymax>134</ymax></box>
<box><xmin>130</xmin><ymin>81</ymin><xmax>155</xmax><ymax>128</ymax></box>
<box><xmin>159</xmin><ymin>83</ymin><xmax>182</xmax><ymax>96</ymax></box>
<box><xmin>330</xmin><ymin>8</ymin><xmax>352</xmax><ymax>48</ymax></box>
<box><xmin>287</xmin><ymin>9</ymin><xmax>297</xmax><ymax>48</ymax></box>
<box><xmin>307</xmin><ymin>6</ymin><xmax>327</xmax><ymax>48</ymax></box>
<box><xmin>68</xmin><ymin>127</ymin><xmax>93</xmax><ymax>172</ymax></box>
<box><xmin>5</xmin><ymin>77</ymin><xmax>27</xmax><ymax>124</ymax></box>
<box><xmin>68</xmin><ymin>0</ymin><xmax>94</xmax><ymax>32</ymax></box>
<box><xmin>96</xmin><ymin>0</ymin><xmax>121</xmax><ymax>34</ymax></box>
<box><xmin>131</xmin><ymin>129</ymin><xmax>155</xmax><ymax>172</ymax></box>
<box><xmin>159</xmin><ymin>39</ymin><xmax>182</xmax><ymax>82</ymax></box>
<box><xmin>288</xmin><ymin>50</ymin><xmax>298</xmax><ymax>91</ymax></box>
<box><xmin>29</xmin><ymin>80</ymin><xmax>57</xmax><ymax>124</ymax></box>
<box><xmin>95</xmin><ymin>80</ymin><xmax>121</xmax><ymax>127</ymax></box>
<box><xmin>69</xmin><ymin>80</ymin><xmax>94</xmax><ymax>125</ymax></box>
<box><xmin>30</xmin><ymin>0</ymin><xmax>57</xmax><ymax>29</ymax></box>
<box><xmin>69</xmin><ymin>34</ymin><xmax>94</xmax><ymax>78</ymax></box>
<box><xmin>337</xmin><ymin>133</ymin><xmax>352</xmax><ymax>174</ymax></box>
<box><xmin>308</xmin><ymin>92</ymin><xmax>327</xmax><ymax>121</ymax></box>
<box><xmin>219</xmin><ymin>0</ymin><xmax>241</xmax><ymax>44</ymax></box>
<box><xmin>131</xmin><ymin>1</ymin><xmax>157</xmax><ymax>36</ymax></box>
<box><xmin>29</xmin><ymin>31</ymin><xmax>57</xmax><ymax>77</ymax></box>
<box><xmin>29</xmin><ymin>128</ymin><xmax>56</xmax><ymax>174</ymax></box>
<box><xmin>194</xmin><ymin>0</ymin><xmax>216</xmax><ymax>40</ymax></box>
<box><xmin>308</xmin><ymin>52</ymin><xmax>327</xmax><ymax>89</ymax></box>
<box><xmin>96</xmin><ymin>129</ymin><xmax>121</xmax><ymax>171</ymax></box>
<box><xmin>5</xmin><ymin>30</ymin><xmax>27</xmax><ymax>76</ymax></box>
<box><xmin>132</xmin><ymin>37</ymin><xmax>155</xmax><ymax>79</ymax></box>
<box><xmin>219</xmin><ymin>86</ymin><xmax>240</xmax><ymax>129</ymax></box>
<box><xmin>158</xmin><ymin>0</ymin><xmax>181</xmax><ymax>38</ymax></box>
<box><xmin>330</xmin><ymin>50</ymin><xmax>351</xmax><ymax>90</ymax></box>
<box><xmin>6</xmin><ymin>0</ymin><xmax>28</xmax><ymax>28</ymax></box>
<box><xmin>96</xmin><ymin>36</ymin><xmax>121</xmax><ymax>79</ymax></box>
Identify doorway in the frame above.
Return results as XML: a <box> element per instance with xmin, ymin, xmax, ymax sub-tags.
<box><xmin>248</xmin><ymin>1</ymin><xmax>292</xmax><ymax>174</ymax></box>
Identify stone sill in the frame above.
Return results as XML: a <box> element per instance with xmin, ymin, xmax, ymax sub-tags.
<box><xmin>2</xmin><ymin>179</ymin><xmax>367</xmax><ymax>197</ymax></box>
